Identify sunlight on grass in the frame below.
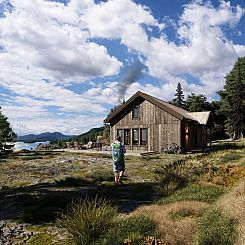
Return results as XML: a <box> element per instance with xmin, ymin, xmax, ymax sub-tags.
<box><xmin>158</xmin><ymin>184</ymin><xmax>225</xmax><ymax>204</ymax></box>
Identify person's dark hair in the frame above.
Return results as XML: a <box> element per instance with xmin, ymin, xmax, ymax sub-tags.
<box><xmin>116</xmin><ymin>135</ymin><xmax>122</xmax><ymax>141</ymax></box>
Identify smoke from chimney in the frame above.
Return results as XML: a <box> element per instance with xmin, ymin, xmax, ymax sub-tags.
<box><xmin>118</xmin><ymin>61</ymin><xmax>145</xmax><ymax>103</ymax></box>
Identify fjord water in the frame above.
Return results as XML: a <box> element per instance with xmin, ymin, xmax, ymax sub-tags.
<box><xmin>14</xmin><ymin>141</ymin><xmax>50</xmax><ymax>151</ymax></box>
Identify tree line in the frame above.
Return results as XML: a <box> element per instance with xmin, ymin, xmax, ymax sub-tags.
<box><xmin>171</xmin><ymin>57</ymin><xmax>244</xmax><ymax>139</ymax></box>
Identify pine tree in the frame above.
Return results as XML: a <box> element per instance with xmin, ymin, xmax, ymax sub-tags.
<box><xmin>186</xmin><ymin>93</ymin><xmax>210</xmax><ymax>112</ymax></box>
<box><xmin>172</xmin><ymin>82</ymin><xmax>185</xmax><ymax>108</ymax></box>
<box><xmin>219</xmin><ymin>57</ymin><xmax>245</xmax><ymax>139</ymax></box>
<box><xmin>0</xmin><ymin>110</ymin><xmax>17</xmax><ymax>152</ymax></box>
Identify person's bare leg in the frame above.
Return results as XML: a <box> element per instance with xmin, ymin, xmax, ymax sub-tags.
<box><xmin>118</xmin><ymin>171</ymin><xmax>124</xmax><ymax>184</ymax></box>
<box><xmin>114</xmin><ymin>172</ymin><xmax>119</xmax><ymax>184</ymax></box>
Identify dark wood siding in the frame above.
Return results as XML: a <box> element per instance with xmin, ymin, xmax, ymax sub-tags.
<box><xmin>110</xmin><ymin>98</ymin><xmax>181</xmax><ymax>152</ymax></box>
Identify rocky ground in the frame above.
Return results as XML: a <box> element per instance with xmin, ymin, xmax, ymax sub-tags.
<box><xmin>0</xmin><ymin>142</ymin><xmax>244</xmax><ymax>244</ymax></box>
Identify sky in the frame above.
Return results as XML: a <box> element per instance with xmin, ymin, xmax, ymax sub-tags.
<box><xmin>0</xmin><ymin>0</ymin><xmax>245</xmax><ymax>136</ymax></box>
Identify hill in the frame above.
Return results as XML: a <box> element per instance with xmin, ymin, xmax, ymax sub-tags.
<box><xmin>74</xmin><ymin>126</ymin><xmax>105</xmax><ymax>143</ymax></box>
<box><xmin>17</xmin><ymin>132</ymin><xmax>75</xmax><ymax>143</ymax></box>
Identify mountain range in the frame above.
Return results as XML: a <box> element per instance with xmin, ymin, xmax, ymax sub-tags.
<box><xmin>17</xmin><ymin>132</ymin><xmax>76</xmax><ymax>143</ymax></box>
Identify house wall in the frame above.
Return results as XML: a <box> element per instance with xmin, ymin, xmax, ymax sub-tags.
<box><xmin>182</xmin><ymin>120</ymin><xmax>208</xmax><ymax>152</ymax></box>
<box><xmin>110</xmin><ymin>98</ymin><xmax>181</xmax><ymax>152</ymax></box>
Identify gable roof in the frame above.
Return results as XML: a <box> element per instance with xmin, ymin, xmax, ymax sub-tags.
<box><xmin>104</xmin><ymin>91</ymin><xmax>210</xmax><ymax>125</ymax></box>
<box><xmin>187</xmin><ymin>111</ymin><xmax>211</xmax><ymax>125</ymax></box>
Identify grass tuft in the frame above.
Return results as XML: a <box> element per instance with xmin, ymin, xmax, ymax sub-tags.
<box><xmin>101</xmin><ymin>215</ymin><xmax>157</xmax><ymax>245</ymax></box>
<box><xmin>57</xmin><ymin>196</ymin><xmax>118</xmax><ymax>245</ymax></box>
<box><xmin>196</xmin><ymin>208</ymin><xmax>237</xmax><ymax>245</ymax></box>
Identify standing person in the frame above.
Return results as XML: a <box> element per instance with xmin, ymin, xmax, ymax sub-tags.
<box><xmin>111</xmin><ymin>135</ymin><xmax>126</xmax><ymax>185</ymax></box>
<box><xmin>96</xmin><ymin>133</ymin><xmax>103</xmax><ymax>151</ymax></box>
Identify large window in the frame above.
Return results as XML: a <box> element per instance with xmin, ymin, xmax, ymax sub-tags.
<box><xmin>132</xmin><ymin>129</ymin><xmax>139</xmax><ymax>145</ymax></box>
<box><xmin>140</xmin><ymin>128</ymin><xmax>147</xmax><ymax>145</ymax></box>
<box><xmin>132</xmin><ymin>106</ymin><xmax>139</xmax><ymax>118</ymax></box>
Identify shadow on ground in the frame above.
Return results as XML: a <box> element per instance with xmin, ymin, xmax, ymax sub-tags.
<box><xmin>0</xmin><ymin>179</ymin><xmax>159</xmax><ymax>224</ymax></box>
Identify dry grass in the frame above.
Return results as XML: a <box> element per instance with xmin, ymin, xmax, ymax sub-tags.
<box><xmin>133</xmin><ymin>201</ymin><xmax>208</xmax><ymax>245</ymax></box>
<box><xmin>217</xmin><ymin>180</ymin><xmax>245</xmax><ymax>245</ymax></box>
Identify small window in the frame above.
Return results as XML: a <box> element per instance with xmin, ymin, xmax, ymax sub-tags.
<box><xmin>132</xmin><ymin>129</ymin><xmax>139</xmax><ymax>145</ymax></box>
<box><xmin>140</xmin><ymin>128</ymin><xmax>147</xmax><ymax>145</ymax></box>
<box><xmin>124</xmin><ymin>129</ymin><xmax>130</xmax><ymax>145</ymax></box>
<box><xmin>132</xmin><ymin>106</ymin><xmax>139</xmax><ymax>118</ymax></box>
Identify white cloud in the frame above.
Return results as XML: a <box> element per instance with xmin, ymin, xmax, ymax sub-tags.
<box><xmin>83</xmin><ymin>0</ymin><xmax>164</xmax><ymax>53</ymax></box>
<box><xmin>0</xmin><ymin>0</ymin><xmax>122</xmax><ymax>81</ymax></box>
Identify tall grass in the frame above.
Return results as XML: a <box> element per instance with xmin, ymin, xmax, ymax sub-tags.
<box><xmin>196</xmin><ymin>208</ymin><xmax>237</xmax><ymax>245</ymax></box>
<box><xmin>157</xmin><ymin>159</ymin><xmax>205</xmax><ymax>196</ymax></box>
<box><xmin>57</xmin><ymin>196</ymin><xmax>118</xmax><ymax>245</ymax></box>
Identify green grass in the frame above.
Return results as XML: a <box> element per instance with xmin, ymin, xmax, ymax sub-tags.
<box><xmin>170</xmin><ymin>208</ymin><xmax>202</xmax><ymax>221</ymax></box>
<box><xmin>55</xmin><ymin>176</ymin><xmax>90</xmax><ymax>186</ymax></box>
<box><xmin>158</xmin><ymin>184</ymin><xmax>225</xmax><ymax>205</ymax></box>
<box><xmin>220</xmin><ymin>153</ymin><xmax>244</xmax><ymax>163</ymax></box>
<box><xmin>100</xmin><ymin>215</ymin><xmax>157</xmax><ymax>245</ymax></box>
<box><xmin>85</xmin><ymin>169</ymin><xmax>114</xmax><ymax>182</ymax></box>
<box><xmin>25</xmin><ymin>233</ymin><xmax>54</xmax><ymax>245</ymax></box>
<box><xmin>196</xmin><ymin>208</ymin><xmax>237</xmax><ymax>245</ymax></box>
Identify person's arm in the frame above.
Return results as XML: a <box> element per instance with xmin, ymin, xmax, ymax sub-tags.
<box><xmin>122</xmin><ymin>144</ymin><xmax>126</xmax><ymax>153</ymax></box>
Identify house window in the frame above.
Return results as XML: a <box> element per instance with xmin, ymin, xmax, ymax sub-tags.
<box><xmin>132</xmin><ymin>106</ymin><xmax>139</xmax><ymax>118</ymax></box>
<box><xmin>140</xmin><ymin>128</ymin><xmax>147</xmax><ymax>145</ymax></box>
<box><xmin>132</xmin><ymin>129</ymin><xmax>139</xmax><ymax>145</ymax></box>
<box><xmin>124</xmin><ymin>129</ymin><xmax>130</xmax><ymax>145</ymax></box>
<box><xmin>117</xmin><ymin>129</ymin><xmax>123</xmax><ymax>140</ymax></box>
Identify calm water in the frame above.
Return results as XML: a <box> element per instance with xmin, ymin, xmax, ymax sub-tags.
<box><xmin>14</xmin><ymin>141</ymin><xmax>50</xmax><ymax>151</ymax></box>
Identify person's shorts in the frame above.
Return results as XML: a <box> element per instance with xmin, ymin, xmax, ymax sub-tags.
<box><xmin>113</xmin><ymin>161</ymin><xmax>125</xmax><ymax>173</ymax></box>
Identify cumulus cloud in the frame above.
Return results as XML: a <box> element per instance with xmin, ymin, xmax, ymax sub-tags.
<box><xmin>0</xmin><ymin>0</ymin><xmax>121</xmax><ymax>81</ymax></box>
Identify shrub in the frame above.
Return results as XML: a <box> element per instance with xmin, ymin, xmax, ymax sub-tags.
<box><xmin>57</xmin><ymin>196</ymin><xmax>118</xmax><ymax>245</ymax></box>
<box><xmin>196</xmin><ymin>208</ymin><xmax>237</xmax><ymax>245</ymax></box>
<box><xmin>100</xmin><ymin>215</ymin><xmax>157</xmax><ymax>245</ymax></box>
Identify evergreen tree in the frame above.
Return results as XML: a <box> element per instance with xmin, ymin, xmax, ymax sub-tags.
<box><xmin>172</xmin><ymin>82</ymin><xmax>185</xmax><ymax>108</ymax></box>
<box><xmin>0</xmin><ymin>110</ymin><xmax>17</xmax><ymax>152</ymax></box>
<box><xmin>209</xmin><ymin>101</ymin><xmax>227</xmax><ymax>140</ymax></box>
<box><xmin>186</xmin><ymin>93</ymin><xmax>210</xmax><ymax>112</ymax></box>
<box><xmin>219</xmin><ymin>57</ymin><xmax>245</xmax><ymax>139</ymax></box>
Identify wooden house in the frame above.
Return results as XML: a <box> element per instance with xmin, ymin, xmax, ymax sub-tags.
<box><xmin>104</xmin><ymin>91</ymin><xmax>211</xmax><ymax>153</ymax></box>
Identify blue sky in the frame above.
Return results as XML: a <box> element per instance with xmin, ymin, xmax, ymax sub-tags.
<box><xmin>0</xmin><ymin>0</ymin><xmax>245</xmax><ymax>135</ymax></box>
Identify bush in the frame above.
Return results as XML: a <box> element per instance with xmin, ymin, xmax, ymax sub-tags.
<box><xmin>100</xmin><ymin>215</ymin><xmax>157</xmax><ymax>245</ymax></box>
<box><xmin>57</xmin><ymin>196</ymin><xmax>118</xmax><ymax>245</ymax></box>
<box><xmin>196</xmin><ymin>208</ymin><xmax>237</xmax><ymax>245</ymax></box>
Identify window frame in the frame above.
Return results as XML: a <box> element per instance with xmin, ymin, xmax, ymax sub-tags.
<box><xmin>140</xmin><ymin>128</ymin><xmax>147</xmax><ymax>145</ymax></box>
<box><xmin>124</xmin><ymin>129</ymin><xmax>130</xmax><ymax>145</ymax></box>
<box><xmin>132</xmin><ymin>128</ymin><xmax>139</xmax><ymax>145</ymax></box>
<box><xmin>132</xmin><ymin>106</ymin><xmax>139</xmax><ymax>119</ymax></box>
